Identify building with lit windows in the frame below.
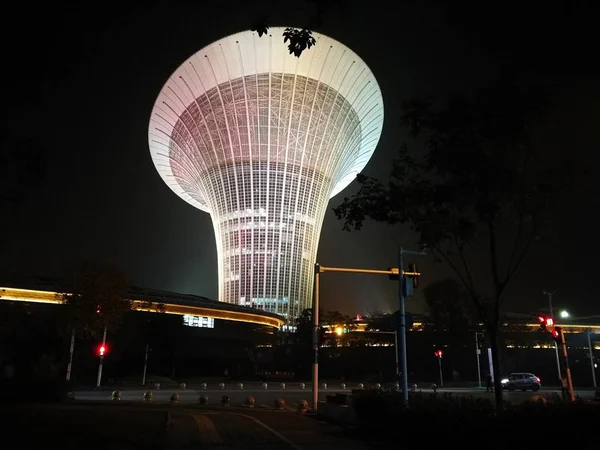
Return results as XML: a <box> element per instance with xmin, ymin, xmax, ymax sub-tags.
<box><xmin>148</xmin><ymin>28</ymin><xmax>384</xmax><ymax>320</ymax></box>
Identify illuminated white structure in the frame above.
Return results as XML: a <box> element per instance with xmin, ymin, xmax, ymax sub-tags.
<box><xmin>149</xmin><ymin>28</ymin><xmax>383</xmax><ymax>320</ymax></box>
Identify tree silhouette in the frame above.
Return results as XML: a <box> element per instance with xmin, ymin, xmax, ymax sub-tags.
<box><xmin>423</xmin><ymin>278</ymin><xmax>477</xmax><ymax>333</ymax></box>
<box><xmin>333</xmin><ymin>80</ymin><xmax>577</xmax><ymax>412</ymax></box>
<box><xmin>63</xmin><ymin>260</ymin><xmax>132</xmax><ymax>337</ymax></box>
<box><xmin>252</xmin><ymin>0</ymin><xmax>340</xmax><ymax>57</ymax></box>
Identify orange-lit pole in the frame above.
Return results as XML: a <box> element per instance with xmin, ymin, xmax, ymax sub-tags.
<box><xmin>559</xmin><ymin>328</ymin><xmax>575</xmax><ymax>401</ymax></box>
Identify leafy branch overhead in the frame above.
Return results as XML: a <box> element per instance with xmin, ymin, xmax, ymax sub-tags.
<box><xmin>251</xmin><ymin>22</ymin><xmax>317</xmax><ymax>57</ymax></box>
<box><xmin>282</xmin><ymin>28</ymin><xmax>317</xmax><ymax>57</ymax></box>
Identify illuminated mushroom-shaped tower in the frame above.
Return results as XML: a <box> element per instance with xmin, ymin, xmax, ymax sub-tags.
<box><xmin>149</xmin><ymin>28</ymin><xmax>384</xmax><ymax>320</ymax></box>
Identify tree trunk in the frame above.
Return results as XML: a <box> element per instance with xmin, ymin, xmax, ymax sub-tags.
<box><xmin>490</xmin><ymin>324</ymin><xmax>504</xmax><ymax>414</ymax></box>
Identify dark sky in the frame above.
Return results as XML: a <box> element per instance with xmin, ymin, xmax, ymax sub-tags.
<box><xmin>1</xmin><ymin>0</ymin><xmax>599</xmax><ymax>317</ymax></box>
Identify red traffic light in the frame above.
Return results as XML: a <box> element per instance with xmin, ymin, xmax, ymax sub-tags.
<box><xmin>434</xmin><ymin>350</ymin><xmax>443</xmax><ymax>358</ymax></box>
<box><xmin>97</xmin><ymin>344</ymin><xmax>108</xmax><ymax>356</ymax></box>
<box><xmin>538</xmin><ymin>316</ymin><xmax>554</xmax><ymax>331</ymax></box>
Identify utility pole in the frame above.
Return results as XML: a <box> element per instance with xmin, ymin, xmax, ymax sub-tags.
<box><xmin>588</xmin><ymin>331</ymin><xmax>597</xmax><ymax>388</ymax></box>
<box><xmin>142</xmin><ymin>343</ymin><xmax>150</xmax><ymax>386</ymax></box>
<box><xmin>475</xmin><ymin>332</ymin><xmax>483</xmax><ymax>388</ymax></box>
<box><xmin>66</xmin><ymin>327</ymin><xmax>76</xmax><ymax>382</ymax></box>
<box><xmin>96</xmin><ymin>325</ymin><xmax>108</xmax><ymax>388</ymax></box>
<box><xmin>543</xmin><ymin>290</ymin><xmax>562</xmax><ymax>382</ymax></box>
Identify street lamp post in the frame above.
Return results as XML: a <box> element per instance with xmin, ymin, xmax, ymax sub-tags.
<box><xmin>543</xmin><ymin>290</ymin><xmax>562</xmax><ymax>382</ymax></box>
<box><xmin>588</xmin><ymin>331</ymin><xmax>597</xmax><ymax>388</ymax></box>
<box><xmin>475</xmin><ymin>332</ymin><xmax>483</xmax><ymax>388</ymax></box>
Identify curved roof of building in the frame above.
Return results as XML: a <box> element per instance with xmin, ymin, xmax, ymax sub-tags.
<box><xmin>149</xmin><ymin>27</ymin><xmax>384</xmax><ymax>213</ymax></box>
<box><xmin>0</xmin><ymin>281</ymin><xmax>284</xmax><ymax>328</ymax></box>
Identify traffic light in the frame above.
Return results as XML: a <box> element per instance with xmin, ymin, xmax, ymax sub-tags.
<box><xmin>538</xmin><ymin>316</ymin><xmax>553</xmax><ymax>331</ymax></box>
<box><xmin>538</xmin><ymin>316</ymin><xmax>546</xmax><ymax>330</ymax></box>
<box><xmin>96</xmin><ymin>304</ymin><xmax>102</xmax><ymax>315</ymax></box>
<box><xmin>552</xmin><ymin>327</ymin><xmax>562</xmax><ymax>344</ymax></box>
<box><xmin>434</xmin><ymin>350</ymin><xmax>443</xmax><ymax>358</ymax></box>
<box><xmin>97</xmin><ymin>344</ymin><xmax>108</xmax><ymax>357</ymax></box>
<box><xmin>409</xmin><ymin>264</ymin><xmax>420</xmax><ymax>288</ymax></box>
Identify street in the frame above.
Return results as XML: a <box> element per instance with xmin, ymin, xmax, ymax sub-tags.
<box><xmin>0</xmin><ymin>402</ymin><xmax>374</xmax><ymax>449</ymax></box>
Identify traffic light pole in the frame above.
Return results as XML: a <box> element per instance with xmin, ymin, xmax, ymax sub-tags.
<box><xmin>142</xmin><ymin>342</ymin><xmax>150</xmax><ymax>386</ymax></box>
<box><xmin>311</xmin><ymin>261</ymin><xmax>424</xmax><ymax>411</ymax></box>
<box><xmin>66</xmin><ymin>327</ymin><xmax>75</xmax><ymax>382</ymax></box>
<box><xmin>398</xmin><ymin>248</ymin><xmax>408</xmax><ymax>405</ymax></box>
<box><xmin>558</xmin><ymin>328</ymin><xmax>575</xmax><ymax>402</ymax></box>
<box><xmin>588</xmin><ymin>331</ymin><xmax>597</xmax><ymax>388</ymax></box>
<box><xmin>311</xmin><ymin>266</ymin><xmax>320</xmax><ymax>413</ymax></box>
<box><xmin>96</xmin><ymin>325</ymin><xmax>107</xmax><ymax>388</ymax></box>
<box><xmin>398</xmin><ymin>247</ymin><xmax>427</xmax><ymax>406</ymax></box>
<box><xmin>544</xmin><ymin>290</ymin><xmax>562</xmax><ymax>382</ymax></box>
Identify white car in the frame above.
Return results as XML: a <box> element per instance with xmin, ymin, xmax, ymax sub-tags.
<box><xmin>501</xmin><ymin>373</ymin><xmax>541</xmax><ymax>391</ymax></box>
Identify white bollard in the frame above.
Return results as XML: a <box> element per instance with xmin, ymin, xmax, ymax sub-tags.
<box><xmin>180</xmin><ymin>382</ymin><xmax>187</xmax><ymax>390</ymax></box>
<box><xmin>238</xmin><ymin>382</ymin><xmax>244</xmax><ymax>390</ymax></box>
<box><xmin>340</xmin><ymin>383</ymin><xmax>346</xmax><ymax>389</ymax></box>
<box><xmin>394</xmin><ymin>382</ymin><xmax>400</xmax><ymax>392</ymax></box>
<box><xmin>143</xmin><ymin>391</ymin><xmax>153</xmax><ymax>402</ymax></box>
<box><xmin>111</xmin><ymin>390</ymin><xmax>121</xmax><ymax>401</ymax></box>
<box><xmin>154</xmin><ymin>382</ymin><xmax>161</xmax><ymax>390</ymax></box>
<box><xmin>200</xmin><ymin>382</ymin><xmax>207</xmax><ymax>390</ymax></box>
<box><xmin>280</xmin><ymin>382</ymin><xmax>286</xmax><ymax>390</ymax></box>
<box><xmin>300</xmin><ymin>382</ymin><xmax>306</xmax><ymax>390</ymax></box>
<box><xmin>262</xmin><ymin>382</ymin><xmax>268</xmax><ymax>390</ymax></box>
<box><xmin>357</xmin><ymin>383</ymin><xmax>364</xmax><ymax>389</ymax></box>
<box><xmin>218</xmin><ymin>382</ymin><xmax>225</xmax><ymax>390</ymax></box>
<box><xmin>321</xmin><ymin>382</ymin><xmax>328</xmax><ymax>390</ymax></box>
<box><xmin>375</xmin><ymin>383</ymin><xmax>381</xmax><ymax>390</ymax></box>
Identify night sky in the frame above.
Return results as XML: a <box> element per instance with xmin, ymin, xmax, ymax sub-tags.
<box><xmin>2</xmin><ymin>0</ymin><xmax>599</xmax><ymax>317</ymax></box>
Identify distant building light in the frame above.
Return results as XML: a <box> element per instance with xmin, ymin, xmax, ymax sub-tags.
<box><xmin>183</xmin><ymin>315</ymin><xmax>215</xmax><ymax>328</ymax></box>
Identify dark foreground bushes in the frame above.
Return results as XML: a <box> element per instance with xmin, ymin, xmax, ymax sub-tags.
<box><xmin>0</xmin><ymin>378</ymin><xmax>72</xmax><ymax>403</ymax></box>
<box><xmin>352</xmin><ymin>390</ymin><xmax>600</xmax><ymax>446</ymax></box>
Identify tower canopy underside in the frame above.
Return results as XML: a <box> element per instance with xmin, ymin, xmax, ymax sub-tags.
<box><xmin>149</xmin><ymin>28</ymin><xmax>384</xmax><ymax>213</ymax></box>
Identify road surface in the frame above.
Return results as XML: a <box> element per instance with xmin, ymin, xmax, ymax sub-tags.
<box><xmin>0</xmin><ymin>402</ymin><xmax>374</xmax><ymax>449</ymax></box>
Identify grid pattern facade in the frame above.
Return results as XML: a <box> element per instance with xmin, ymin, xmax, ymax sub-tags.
<box><xmin>149</xmin><ymin>29</ymin><xmax>384</xmax><ymax>320</ymax></box>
